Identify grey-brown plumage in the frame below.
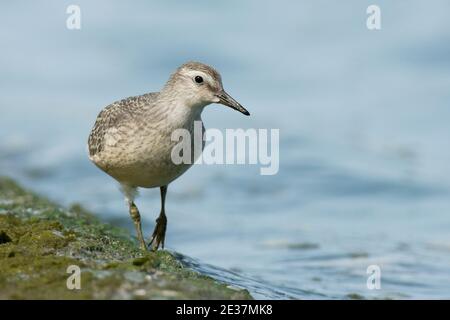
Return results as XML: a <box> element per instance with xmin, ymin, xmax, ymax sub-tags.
<box><xmin>87</xmin><ymin>61</ymin><xmax>249</xmax><ymax>251</ymax></box>
<box><xmin>88</xmin><ymin>93</ymin><xmax>158</xmax><ymax>157</ymax></box>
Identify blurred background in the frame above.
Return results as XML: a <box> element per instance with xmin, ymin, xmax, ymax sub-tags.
<box><xmin>1</xmin><ymin>1</ymin><xmax>450</xmax><ymax>299</ymax></box>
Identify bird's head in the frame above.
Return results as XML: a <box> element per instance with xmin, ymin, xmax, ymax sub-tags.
<box><xmin>162</xmin><ymin>61</ymin><xmax>250</xmax><ymax>116</ymax></box>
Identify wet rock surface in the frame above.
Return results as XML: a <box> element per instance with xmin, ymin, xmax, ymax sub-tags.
<box><xmin>0</xmin><ymin>177</ymin><xmax>252</xmax><ymax>300</ymax></box>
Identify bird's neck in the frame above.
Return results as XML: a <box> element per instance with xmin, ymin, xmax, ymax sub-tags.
<box><xmin>153</xmin><ymin>92</ymin><xmax>205</xmax><ymax>129</ymax></box>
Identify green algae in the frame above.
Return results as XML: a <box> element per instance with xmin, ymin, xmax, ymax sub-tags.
<box><xmin>0</xmin><ymin>177</ymin><xmax>252</xmax><ymax>300</ymax></box>
<box><xmin>346</xmin><ymin>293</ymin><xmax>365</xmax><ymax>300</ymax></box>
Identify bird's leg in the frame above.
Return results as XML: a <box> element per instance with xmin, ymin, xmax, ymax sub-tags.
<box><xmin>128</xmin><ymin>201</ymin><xmax>147</xmax><ymax>251</ymax></box>
<box><xmin>149</xmin><ymin>185</ymin><xmax>168</xmax><ymax>251</ymax></box>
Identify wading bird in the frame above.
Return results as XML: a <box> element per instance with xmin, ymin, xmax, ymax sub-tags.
<box><xmin>88</xmin><ymin>62</ymin><xmax>250</xmax><ymax>250</ymax></box>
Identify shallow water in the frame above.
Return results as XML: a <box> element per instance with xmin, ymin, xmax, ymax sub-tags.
<box><xmin>1</xmin><ymin>1</ymin><xmax>450</xmax><ymax>299</ymax></box>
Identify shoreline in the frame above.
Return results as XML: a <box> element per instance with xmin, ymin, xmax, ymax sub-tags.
<box><xmin>0</xmin><ymin>176</ymin><xmax>252</xmax><ymax>300</ymax></box>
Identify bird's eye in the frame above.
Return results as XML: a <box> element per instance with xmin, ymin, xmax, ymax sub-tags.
<box><xmin>194</xmin><ymin>76</ymin><xmax>204</xmax><ymax>84</ymax></box>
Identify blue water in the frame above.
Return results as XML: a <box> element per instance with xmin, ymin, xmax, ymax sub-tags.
<box><xmin>1</xmin><ymin>1</ymin><xmax>450</xmax><ymax>299</ymax></box>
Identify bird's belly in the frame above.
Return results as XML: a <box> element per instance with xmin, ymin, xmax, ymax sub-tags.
<box><xmin>110</xmin><ymin>159</ymin><xmax>192</xmax><ymax>188</ymax></box>
<box><xmin>92</xmin><ymin>128</ymin><xmax>202</xmax><ymax>188</ymax></box>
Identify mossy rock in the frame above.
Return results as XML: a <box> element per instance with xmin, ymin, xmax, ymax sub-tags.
<box><xmin>0</xmin><ymin>177</ymin><xmax>252</xmax><ymax>300</ymax></box>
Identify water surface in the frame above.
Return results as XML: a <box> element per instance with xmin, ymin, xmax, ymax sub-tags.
<box><xmin>1</xmin><ymin>1</ymin><xmax>450</xmax><ymax>299</ymax></box>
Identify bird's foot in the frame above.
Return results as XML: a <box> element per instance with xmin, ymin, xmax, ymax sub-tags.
<box><xmin>149</xmin><ymin>214</ymin><xmax>167</xmax><ymax>251</ymax></box>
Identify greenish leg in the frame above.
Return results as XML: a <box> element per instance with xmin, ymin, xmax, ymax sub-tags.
<box><xmin>129</xmin><ymin>202</ymin><xmax>147</xmax><ymax>251</ymax></box>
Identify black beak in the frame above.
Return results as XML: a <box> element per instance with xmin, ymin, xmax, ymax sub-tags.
<box><xmin>216</xmin><ymin>91</ymin><xmax>250</xmax><ymax>116</ymax></box>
